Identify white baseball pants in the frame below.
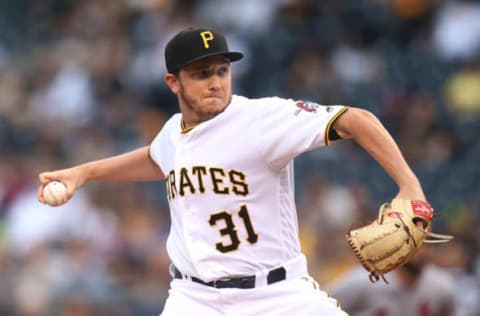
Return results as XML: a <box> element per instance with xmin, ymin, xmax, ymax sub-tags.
<box><xmin>159</xmin><ymin>256</ymin><xmax>348</xmax><ymax>316</ymax></box>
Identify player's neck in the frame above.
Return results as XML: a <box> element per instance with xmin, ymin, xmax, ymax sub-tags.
<box><xmin>179</xmin><ymin>106</ymin><xmax>227</xmax><ymax>130</ymax></box>
<box><xmin>180</xmin><ymin>113</ymin><xmax>204</xmax><ymax>131</ymax></box>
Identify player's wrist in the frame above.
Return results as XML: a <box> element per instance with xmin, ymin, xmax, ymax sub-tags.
<box><xmin>75</xmin><ymin>164</ymin><xmax>92</xmax><ymax>186</ymax></box>
<box><xmin>396</xmin><ymin>176</ymin><xmax>425</xmax><ymax>201</ymax></box>
<box><xmin>396</xmin><ymin>188</ymin><xmax>426</xmax><ymax>201</ymax></box>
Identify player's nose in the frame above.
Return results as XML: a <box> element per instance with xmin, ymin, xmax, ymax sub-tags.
<box><xmin>208</xmin><ymin>74</ymin><xmax>222</xmax><ymax>90</ymax></box>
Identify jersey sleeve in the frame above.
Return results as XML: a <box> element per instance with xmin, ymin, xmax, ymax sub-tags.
<box><xmin>259</xmin><ymin>97</ymin><xmax>349</xmax><ymax>169</ymax></box>
<box><xmin>149</xmin><ymin>130</ymin><xmax>165</xmax><ymax>171</ymax></box>
<box><xmin>149</xmin><ymin>114</ymin><xmax>180</xmax><ymax>172</ymax></box>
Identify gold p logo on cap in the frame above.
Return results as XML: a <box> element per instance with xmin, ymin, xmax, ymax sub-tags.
<box><xmin>200</xmin><ymin>31</ymin><xmax>214</xmax><ymax>48</ymax></box>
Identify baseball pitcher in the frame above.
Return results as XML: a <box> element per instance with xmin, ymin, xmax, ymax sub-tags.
<box><xmin>38</xmin><ymin>28</ymin><xmax>450</xmax><ymax>316</ymax></box>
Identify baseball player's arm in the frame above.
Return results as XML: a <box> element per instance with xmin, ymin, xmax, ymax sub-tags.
<box><xmin>38</xmin><ymin>146</ymin><xmax>164</xmax><ymax>204</ymax></box>
<box><xmin>332</xmin><ymin>107</ymin><xmax>425</xmax><ymax>201</ymax></box>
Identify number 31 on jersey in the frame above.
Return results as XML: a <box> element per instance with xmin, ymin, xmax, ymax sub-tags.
<box><xmin>208</xmin><ymin>205</ymin><xmax>259</xmax><ymax>253</ymax></box>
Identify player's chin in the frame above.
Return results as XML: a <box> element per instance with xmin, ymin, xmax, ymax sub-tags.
<box><xmin>202</xmin><ymin>99</ymin><xmax>228</xmax><ymax>115</ymax></box>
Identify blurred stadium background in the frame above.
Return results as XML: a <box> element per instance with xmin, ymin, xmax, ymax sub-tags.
<box><xmin>0</xmin><ymin>0</ymin><xmax>479</xmax><ymax>315</ymax></box>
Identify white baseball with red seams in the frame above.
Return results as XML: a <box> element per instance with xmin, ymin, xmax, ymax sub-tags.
<box><xmin>43</xmin><ymin>181</ymin><xmax>67</xmax><ymax>206</ymax></box>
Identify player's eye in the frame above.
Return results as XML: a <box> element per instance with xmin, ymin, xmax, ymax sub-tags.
<box><xmin>192</xmin><ymin>69</ymin><xmax>211</xmax><ymax>79</ymax></box>
<box><xmin>193</xmin><ymin>69</ymin><xmax>210</xmax><ymax>79</ymax></box>
<box><xmin>217</xmin><ymin>66</ymin><xmax>229</xmax><ymax>77</ymax></box>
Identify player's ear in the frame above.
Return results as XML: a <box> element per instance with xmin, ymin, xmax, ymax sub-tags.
<box><xmin>165</xmin><ymin>72</ymin><xmax>180</xmax><ymax>94</ymax></box>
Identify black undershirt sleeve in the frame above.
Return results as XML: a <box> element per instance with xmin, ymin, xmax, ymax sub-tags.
<box><xmin>328</xmin><ymin>126</ymin><xmax>342</xmax><ymax>141</ymax></box>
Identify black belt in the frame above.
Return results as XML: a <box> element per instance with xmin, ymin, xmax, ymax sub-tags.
<box><xmin>173</xmin><ymin>265</ymin><xmax>286</xmax><ymax>289</ymax></box>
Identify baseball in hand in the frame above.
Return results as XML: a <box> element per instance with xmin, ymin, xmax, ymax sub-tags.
<box><xmin>43</xmin><ymin>181</ymin><xmax>67</xmax><ymax>206</ymax></box>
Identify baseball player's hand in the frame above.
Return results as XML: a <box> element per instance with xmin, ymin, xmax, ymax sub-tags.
<box><xmin>395</xmin><ymin>186</ymin><xmax>427</xmax><ymax>228</ymax></box>
<box><xmin>38</xmin><ymin>166</ymin><xmax>87</xmax><ymax>205</ymax></box>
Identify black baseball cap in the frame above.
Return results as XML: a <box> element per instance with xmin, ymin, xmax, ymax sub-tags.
<box><xmin>165</xmin><ymin>27</ymin><xmax>243</xmax><ymax>73</ymax></box>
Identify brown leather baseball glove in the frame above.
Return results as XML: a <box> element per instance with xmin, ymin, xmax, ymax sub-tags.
<box><xmin>346</xmin><ymin>198</ymin><xmax>453</xmax><ymax>283</ymax></box>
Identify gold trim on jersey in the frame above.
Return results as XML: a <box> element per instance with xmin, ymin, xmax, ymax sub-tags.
<box><xmin>300</xmin><ymin>275</ymin><xmax>340</xmax><ymax>306</ymax></box>
<box><xmin>324</xmin><ymin>106</ymin><xmax>350</xmax><ymax>146</ymax></box>
<box><xmin>180</xmin><ymin>119</ymin><xmax>194</xmax><ymax>134</ymax></box>
<box><xmin>324</xmin><ymin>287</ymin><xmax>341</xmax><ymax>307</ymax></box>
<box><xmin>301</xmin><ymin>276</ymin><xmax>319</xmax><ymax>290</ymax></box>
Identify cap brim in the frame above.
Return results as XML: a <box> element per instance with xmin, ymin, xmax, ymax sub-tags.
<box><xmin>224</xmin><ymin>52</ymin><xmax>243</xmax><ymax>62</ymax></box>
<box><xmin>173</xmin><ymin>51</ymin><xmax>244</xmax><ymax>72</ymax></box>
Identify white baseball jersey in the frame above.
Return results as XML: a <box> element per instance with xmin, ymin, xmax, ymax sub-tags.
<box><xmin>150</xmin><ymin>94</ymin><xmax>348</xmax><ymax>282</ymax></box>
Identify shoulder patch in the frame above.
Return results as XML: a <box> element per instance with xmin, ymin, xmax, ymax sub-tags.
<box><xmin>294</xmin><ymin>101</ymin><xmax>330</xmax><ymax>116</ymax></box>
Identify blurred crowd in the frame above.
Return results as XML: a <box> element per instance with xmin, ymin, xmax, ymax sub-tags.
<box><xmin>0</xmin><ymin>0</ymin><xmax>479</xmax><ymax>315</ymax></box>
